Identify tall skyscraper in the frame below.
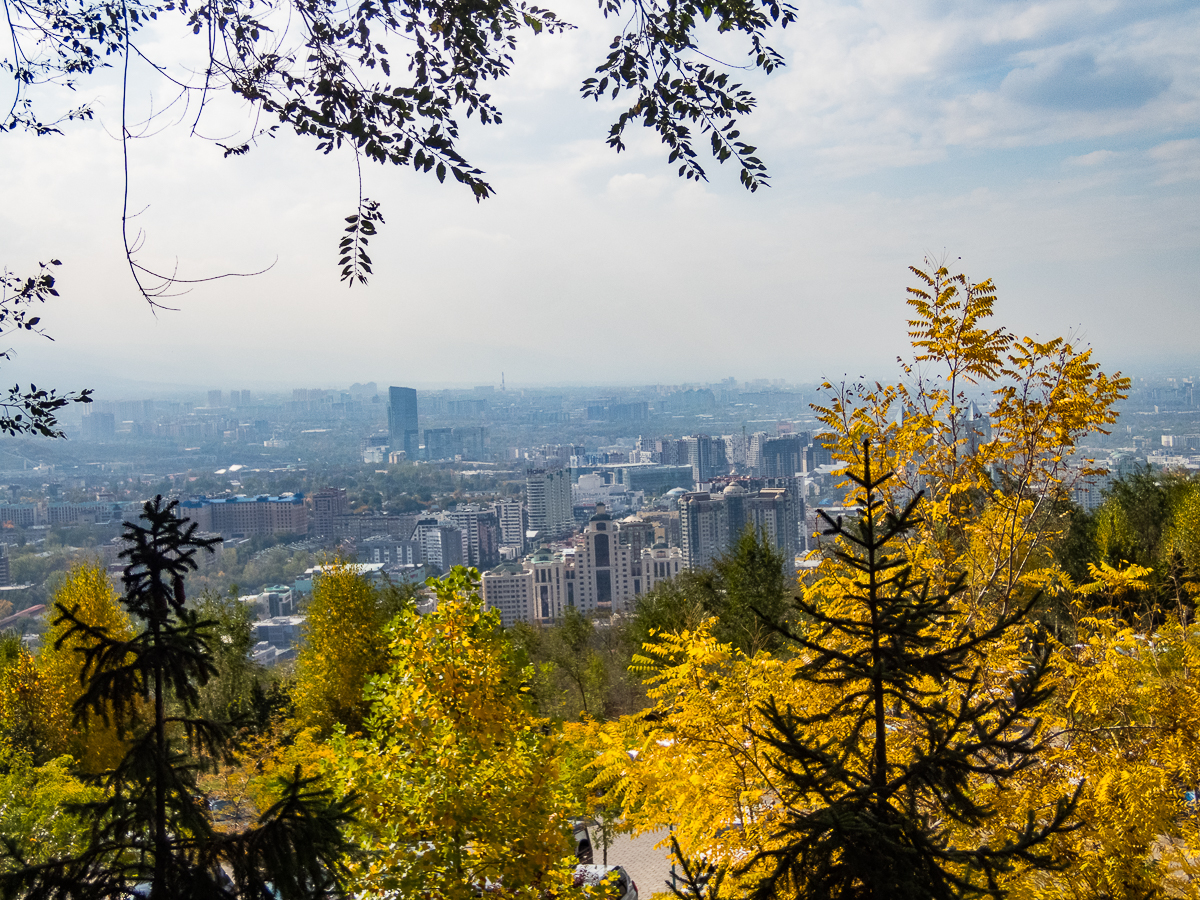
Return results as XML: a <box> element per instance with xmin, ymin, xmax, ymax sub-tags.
<box><xmin>387</xmin><ymin>386</ymin><xmax>420</xmax><ymax>459</ymax></box>
<box><xmin>493</xmin><ymin>500</ymin><xmax>528</xmax><ymax>553</ymax></box>
<box><xmin>444</xmin><ymin>505</ymin><xmax>501</xmax><ymax>569</ymax></box>
<box><xmin>574</xmin><ymin>504</ymin><xmax>635</xmax><ymax>613</ymax></box>
<box><xmin>423</xmin><ymin>427</ymin><xmax>456</xmax><ymax>460</ymax></box>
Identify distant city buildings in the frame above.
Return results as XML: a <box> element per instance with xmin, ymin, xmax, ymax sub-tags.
<box><xmin>443</xmin><ymin>505</ymin><xmax>501</xmax><ymax>569</ymax></box>
<box><xmin>415</xmin><ymin>518</ymin><xmax>465</xmax><ymax>571</ymax></box>
<box><xmin>311</xmin><ymin>487</ymin><xmax>348</xmax><ymax>538</ymax></box>
<box><xmin>480</xmin><ymin>503</ymin><xmax>686</xmax><ymax>626</ymax></box>
<box><xmin>494</xmin><ymin>500</ymin><xmax>528</xmax><ymax>554</ymax></box>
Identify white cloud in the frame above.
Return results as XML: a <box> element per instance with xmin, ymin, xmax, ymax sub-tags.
<box><xmin>1149</xmin><ymin>138</ymin><xmax>1200</xmax><ymax>183</ymax></box>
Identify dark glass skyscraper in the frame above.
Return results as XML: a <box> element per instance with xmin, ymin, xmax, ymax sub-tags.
<box><xmin>387</xmin><ymin>386</ymin><xmax>419</xmax><ymax>460</ymax></box>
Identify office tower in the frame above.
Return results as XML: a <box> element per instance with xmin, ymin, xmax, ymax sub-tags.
<box><xmin>387</xmin><ymin>386</ymin><xmax>420</xmax><ymax>459</ymax></box>
<box><xmin>454</xmin><ymin>425</ymin><xmax>488</xmax><ymax>461</ymax></box>
<box><xmin>526</xmin><ymin>468</ymin><xmax>573</xmax><ymax>539</ymax></box>
<box><xmin>423</xmin><ymin>427</ymin><xmax>456</xmax><ymax>461</ymax></box>
<box><xmin>207</xmin><ymin>389</ymin><xmax>222</xmax><ymax>408</ymax></box>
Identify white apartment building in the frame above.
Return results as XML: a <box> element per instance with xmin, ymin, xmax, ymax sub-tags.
<box><xmin>641</xmin><ymin>543</ymin><xmax>683</xmax><ymax>593</ymax></box>
<box><xmin>481</xmin><ymin>563</ymin><xmax>535</xmax><ymax>628</ymax></box>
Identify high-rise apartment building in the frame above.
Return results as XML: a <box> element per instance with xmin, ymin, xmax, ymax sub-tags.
<box><xmin>682</xmin><ymin>435</ymin><xmax>728</xmax><ymax>485</ymax></box>
<box><xmin>526</xmin><ymin>468</ymin><xmax>574</xmax><ymax>539</ymax></box>
<box><xmin>454</xmin><ymin>426</ymin><xmax>489</xmax><ymax>461</ymax></box>
<box><xmin>444</xmin><ymin>505</ymin><xmax>501</xmax><ymax>569</ymax></box>
<box><xmin>760</xmin><ymin>435</ymin><xmax>804</xmax><ymax>478</ymax></box>
<box><xmin>414</xmin><ymin>518</ymin><xmax>464</xmax><ymax>572</ymax></box>
<box><xmin>207</xmin><ymin>390</ymin><xmax>223</xmax><ymax>408</ymax></box>
<box><xmin>574</xmin><ymin>504</ymin><xmax>637</xmax><ymax>613</ymax></box>
<box><xmin>387</xmin><ymin>386</ymin><xmax>420</xmax><ymax>460</ymax></box>
<box><xmin>493</xmin><ymin>500</ymin><xmax>528</xmax><ymax>554</ymax></box>
<box><xmin>678</xmin><ymin>481</ymin><xmax>800</xmax><ymax>574</ymax></box>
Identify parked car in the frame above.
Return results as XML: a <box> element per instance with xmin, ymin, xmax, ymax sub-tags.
<box><xmin>570</xmin><ymin>818</ymin><xmax>594</xmax><ymax>864</ymax></box>
<box><xmin>573</xmin><ymin>864</ymin><xmax>638</xmax><ymax>900</ymax></box>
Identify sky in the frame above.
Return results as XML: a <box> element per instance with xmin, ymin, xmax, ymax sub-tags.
<box><xmin>1</xmin><ymin>0</ymin><xmax>1197</xmax><ymax>395</ymax></box>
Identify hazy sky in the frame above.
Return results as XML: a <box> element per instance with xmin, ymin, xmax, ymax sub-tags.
<box><xmin>1</xmin><ymin>0</ymin><xmax>1197</xmax><ymax>395</ymax></box>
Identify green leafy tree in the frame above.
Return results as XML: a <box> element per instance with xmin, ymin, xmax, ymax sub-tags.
<box><xmin>629</xmin><ymin>530</ymin><xmax>789</xmax><ymax>658</ymax></box>
<box><xmin>192</xmin><ymin>591</ymin><xmax>278</xmax><ymax>732</ymax></box>
<box><xmin>629</xmin><ymin>571</ymin><xmax>716</xmax><ymax>649</ymax></box>
<box><xmin>741</xmin><ymin>444</ymin><xmax>1079</xmax><ymax>900</ymax></box>
<box><xmin>0</xmin><ymin>754</ymin><xmax>98</xmax><ymax>880</ymax></box>
<box><xmin>0</xmin><ymin>496</ymin><xmax>357</xmax><ymax>899</ymax></box>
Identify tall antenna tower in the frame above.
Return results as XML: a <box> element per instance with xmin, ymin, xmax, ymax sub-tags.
<box><xmin>501</xmin><ymin>372</ymin><xmax>506</xmax><ymax>392</ymax></box>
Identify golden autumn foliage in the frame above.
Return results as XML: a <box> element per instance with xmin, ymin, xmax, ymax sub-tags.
<box><xmin>0</xmin><ymin>642</ymin><xmax>55</xmax><ymax>762</ymax></box>
<box><xmin>570</xmin><ymin>261</ymin><xmax>1200</xmax><ymax>900</ymax></box>
<box><xmin>37</xmin><ymin>562</ymin><xmax>133</xmax><ymax>771</ymax></box>
<box><xmin>333</xmin><ymin>567</ymin><xmax>577</xmax><ymax>899</ymax></box>
<box><xmin>578</xmin><ymin>622</ymin><xmax>801</xmax><ymax>896</ymax></box>
<box><xmin>291</xmin><ymin>560</ymin><xmax>393</xmax><ymax>735</ymax></box>
<box><xmin>813</xmin><ymin>261</ymin><xmax>1128</xmax><ymax>613</ymax></box>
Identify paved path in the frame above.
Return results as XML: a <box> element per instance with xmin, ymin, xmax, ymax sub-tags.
<box><xmin>597</xmin><ymin>826</ymin><xmax>675</xmax><ymax>899</ymax></box>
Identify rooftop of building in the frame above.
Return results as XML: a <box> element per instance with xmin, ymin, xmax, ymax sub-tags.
<box><xmin>180</xmin><ymin>493</ymin><xmax>303</xmax><ymax>506</ymax></box>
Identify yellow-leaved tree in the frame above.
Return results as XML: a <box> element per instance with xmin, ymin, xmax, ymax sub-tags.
<box><xmin>329</xmin><ymin>567</ymin><xmax>577</xmax><ymax>899</ymax></box>
<box><xmin>292</xmin><ymin>560</ymin><xmax>397</xmax><ymax>735</ymax></box>
<box><xmin>37</xmin><ymin>562</ymin><xmax>133</xmax><ymax>771</ymax></box>
<box><xmin>813</xmin><ymin>260</ymin><xmax>1127</xmax><ymax>617</ymax></box>
<box><xmin>573</xmin><ymin>260</ymin><xmax>1200</xmax><ymax>900</ymax></box>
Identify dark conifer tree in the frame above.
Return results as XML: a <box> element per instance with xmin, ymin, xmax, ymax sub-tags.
<box><xmin>742</xmin><ymin>443</ymin><xmax>1079</xmax><ymax>900</ymax></box>
<box><xmin>0</xmin><ymin>496</ymin><xmax>357</xmax><ymax>900</ymax></box>
<box><xmin>712</xmin><ymin>524</ymin><xmax>790</xmax><ymax>655</ymax></box>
